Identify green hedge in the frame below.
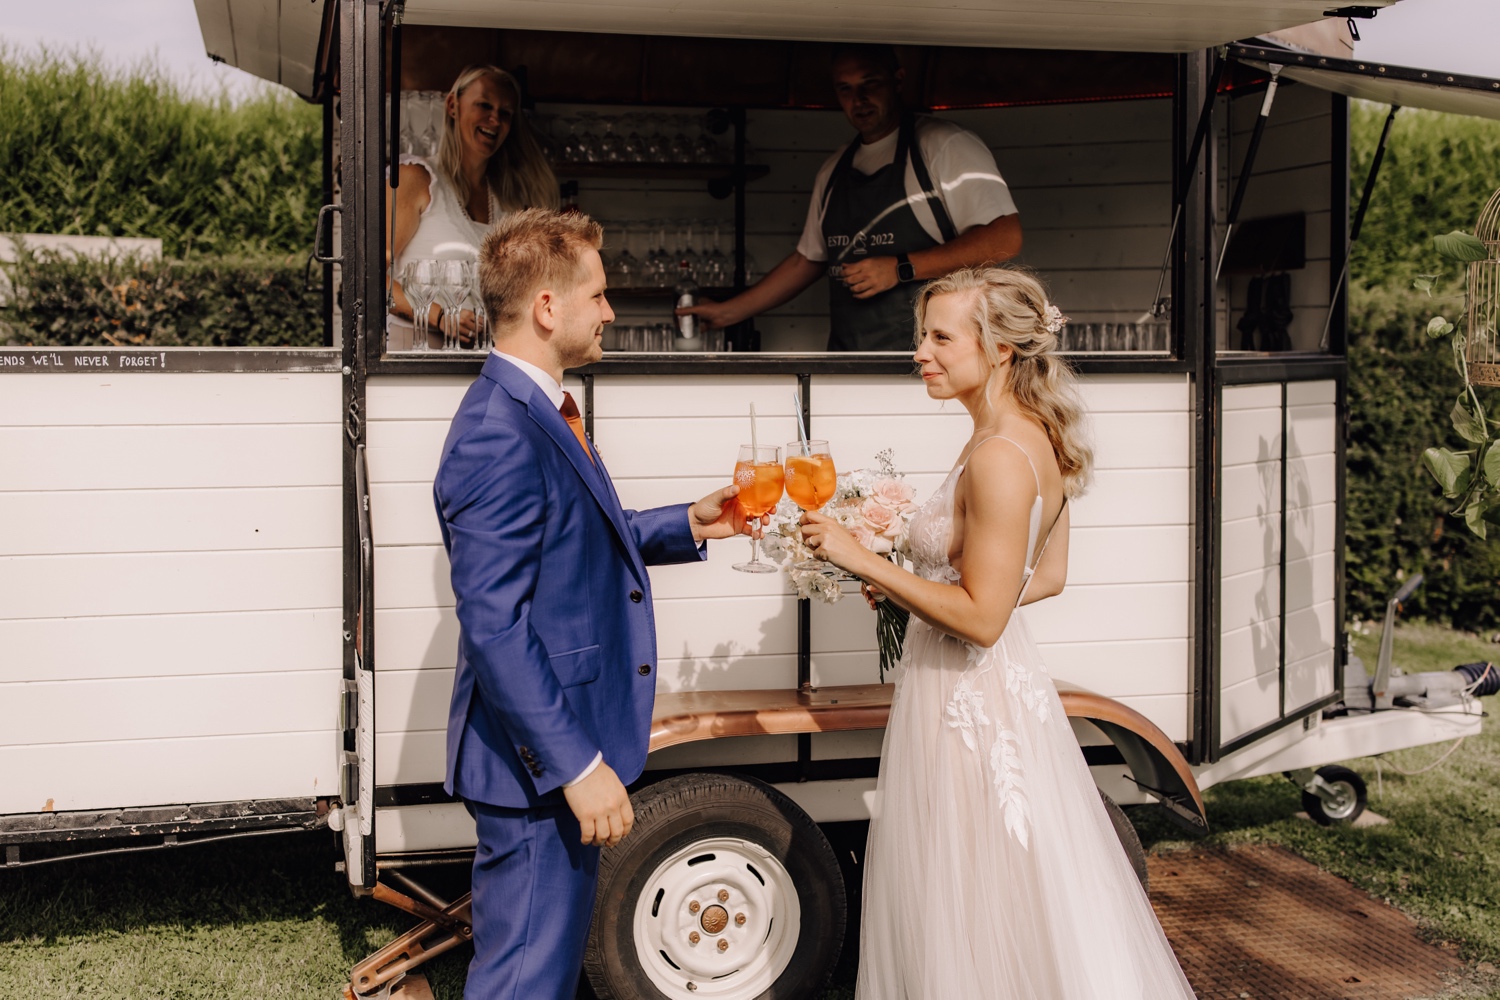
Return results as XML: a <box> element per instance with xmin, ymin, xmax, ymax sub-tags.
<box><xmin>0</xmin><ymin>247</ymin><xmax>324</xmax><ymax>348</ymax></box>
<box><xmin>1346</xmin><ymin>283</ymin><xmax>1500</xmax><ymax>627</ymax></box>
<box><xmin>1350</xmin><ymin>102</ymin><xmax>1500</xmax><ymax>291</ymax></box>
<box><xmin>0</xmin><ymin>50</ymin><xmax>321</xmax><ymax>258</ymax></box>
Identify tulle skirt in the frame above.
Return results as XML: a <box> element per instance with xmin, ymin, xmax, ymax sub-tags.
<box><xmin>855</xmin><ymin>610</ymin><xmax>1196</xmax><ymax>999</ymax></box>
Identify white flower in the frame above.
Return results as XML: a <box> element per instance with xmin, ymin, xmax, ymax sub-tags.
<box><xmin>1043</xmin><ymin>303</ymin><xmax>1068</xmax><ymax>334</ymax></box>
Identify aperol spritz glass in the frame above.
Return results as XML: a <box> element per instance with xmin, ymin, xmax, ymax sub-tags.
<box><xmin>732</xmin><ymin>444</ymin><xmax>784</xmax><ymax>574</ymax></box>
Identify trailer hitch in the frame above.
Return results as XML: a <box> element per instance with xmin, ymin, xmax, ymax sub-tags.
<box><xmin>346</xmin><ymin>873</ymin><xmax>474</xmax><ymax>998</ymax></box>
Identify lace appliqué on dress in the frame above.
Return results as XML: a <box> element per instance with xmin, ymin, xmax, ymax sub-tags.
<box><xmin>989</xmin><ymin>727</ymin><xmax>1031</xmax><ymax>850</ymax></box>
<box><xmin>1005</xmin><ymin>652</ymin><xmax>1053</xmax><ymax>726</ymax></box>
<box><xmin>944</xmin><ymin>674</ymin><xmax>991</xmax><ymax>751</ymax></box>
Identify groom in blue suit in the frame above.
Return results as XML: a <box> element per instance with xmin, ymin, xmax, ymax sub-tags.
<box><xmin>434</xmin><ymin>209</ymin><xmax>758</xmax><ymax>1000</ymax></box>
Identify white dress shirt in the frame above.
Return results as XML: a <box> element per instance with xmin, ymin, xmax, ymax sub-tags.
<box><xmin>490</xmin><ymin>349</ymin><xmax>604</xmax><ymax>789</ymax></box>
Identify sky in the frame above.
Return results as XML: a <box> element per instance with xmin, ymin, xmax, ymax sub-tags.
<box><xmin>0</xmin><ymin>0</ymin><xmax>1496</xmax><ymax>100</ymax></box>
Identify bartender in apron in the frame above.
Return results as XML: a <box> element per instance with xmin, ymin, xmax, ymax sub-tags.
<box><xmin>678</xmin><ymin>44</ymin><xmax>1022</xmax><ymax>350</ymax></box>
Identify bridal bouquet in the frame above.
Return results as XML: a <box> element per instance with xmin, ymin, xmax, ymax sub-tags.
<box><xmin>762</xmin><ymin>449</ymin><xmax>918</xmax><ymax>681</ymax></box>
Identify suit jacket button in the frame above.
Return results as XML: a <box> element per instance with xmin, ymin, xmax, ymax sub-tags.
<box><xmin>638</xmin><ymin>664</ymin><xmax>652</xmax><ymax>676</ymax></box>
<box><xmin>629</xmin><ymin>589</ymin><xmax>643</xmax><ymax>603</ymax></box>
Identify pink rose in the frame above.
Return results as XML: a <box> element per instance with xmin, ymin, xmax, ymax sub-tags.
<box><xmin>861</xmin><ymin>498</ymin><xmax>904</xmax><ymax>540</ymax></box>
<box><xmin>871</xmin><ymin>477</ymin><xmax>915</xmax><ymax>511</ymax></box>
<box><xmin>850</xmin><ymin>523</ymin><xmax>877</xmax><ymax>549</ymax></box>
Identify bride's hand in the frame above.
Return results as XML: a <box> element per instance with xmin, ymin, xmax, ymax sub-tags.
<box><xmin>860</xmin><ymin>582</ymin><xmax>887</xmax><ymax>610</ymax></box>
<box><xmin>799</xmin><ymin>511</ymin><xmax>866</xmax><ymax>572</ymax></box>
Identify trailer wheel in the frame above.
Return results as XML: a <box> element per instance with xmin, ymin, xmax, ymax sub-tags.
<box><xmin>1302</xmin><ymin>765</ymin><xmax>1367</xmax><ymax>826</ymax></box>
<box><xmin>585</xmin><ymin>773</ymin><xmax>845</xmax><ymax>1000</ymax></box>
<box><xmin>1100</xmin><ymin>791</ymin><xmax>1149</xmax><ymax>895</ymax></box>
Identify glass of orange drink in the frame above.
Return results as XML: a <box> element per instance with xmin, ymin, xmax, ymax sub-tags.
<box><xmin>784</xmin><ymin>439</ymin><xmax>837</xmax><ymax>569</ymax></box>
<box><xmin>732</xmin><ymin>444</ymin><xmax>784</xmax><ymax>573</ymax></box>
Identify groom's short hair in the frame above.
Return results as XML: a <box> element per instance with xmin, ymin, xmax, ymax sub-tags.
<box><xmin>478</xmin><ymin>208</ymin><xmax>604</xmax><ymax>329</ymax></box>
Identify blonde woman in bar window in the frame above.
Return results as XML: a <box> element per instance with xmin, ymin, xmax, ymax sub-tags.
<box><xmin>386</xmin><ymin>65</ymin><xmax>559</xmax><ymax>349</ymax></box>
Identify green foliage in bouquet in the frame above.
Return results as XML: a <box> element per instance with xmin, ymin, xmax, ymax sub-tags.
<box><xmin>0</xmin><ymin>49</ymin><xmax>322</xmax><ymax>258</ymax></box>
<box><xmin>0</xmin><ymin>245</ymin><xmax>323</xmax><ymax>348</ymax></box>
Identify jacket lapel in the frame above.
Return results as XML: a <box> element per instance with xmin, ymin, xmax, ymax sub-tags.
<box><xmin>483</xmin><ymin>354</ymin><xmax>647</xmax><ymax>582</ymax></box>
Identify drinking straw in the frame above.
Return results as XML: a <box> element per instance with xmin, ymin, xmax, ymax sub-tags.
<box><xmin>793</xmin><ymin>390</ymin><xmax>811</xmax><ymax>456</ymax></box>
<box><xmin>749</xmin><ymin>402</ymin><xmax>759</xmax><ymax>455</ymax></box>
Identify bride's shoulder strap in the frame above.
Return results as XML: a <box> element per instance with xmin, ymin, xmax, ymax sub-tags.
<box><xmin>967</xmin><ymin>435</ymin><xmax>1040</xmax><ymax>497</ymax></box>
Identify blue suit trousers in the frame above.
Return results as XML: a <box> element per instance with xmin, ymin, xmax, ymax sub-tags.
<box><xmin>465</xmin><ymin>800</ymin><xmax>600</xmax><ymax>1000</ymax></box>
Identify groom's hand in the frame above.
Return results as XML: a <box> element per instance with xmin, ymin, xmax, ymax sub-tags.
<box><xmin>563</xmin><ymin>762</ymin><xmax>634</xmax><ymax>848</ymax></box>
<box><xmin>689</xmin><ymin>484</ymin><xmax>768</xmax><ymax>543</ymax></box>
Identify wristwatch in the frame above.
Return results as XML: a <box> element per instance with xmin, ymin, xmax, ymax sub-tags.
<box><xmin>896</xmin><ymin>253</ymin><xmax>917</xmax><ymax>283</ymax></box>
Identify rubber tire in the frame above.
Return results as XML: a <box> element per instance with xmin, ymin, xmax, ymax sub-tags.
<box><xmin>1302</xmin><ymin>764</ymin><xmax>1368</xmax><ymax>826</ymax></box>
<box><xmin>584</xmin><ymin>773</ymin><xmax>846</xmax><ymax>1000</ymax></box>
<box><xmin>1100</xmin><ymin>790</ymin><xmax>1150</xmax><ymax>895</ymax></box>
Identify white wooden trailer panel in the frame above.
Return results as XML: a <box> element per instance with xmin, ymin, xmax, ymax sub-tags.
<box><xmin>1218</xmin><ymin>379</ymin><xmax>1338</xmax><ymax>745</ymax></box>
<box><xmin>0</xmin><ymin>371</ymin><xmax>344</xmax><ymax>815</ymax></box>
<box><xmin>364</xmin><ymin>369</ymin><xmax>1192</xmax><ymax>794</ymax></box>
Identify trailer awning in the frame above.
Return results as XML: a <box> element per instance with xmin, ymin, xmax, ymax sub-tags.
<box><xmin>192</xmin><ymin>0</ymin><xmax>332</xmax><ymax>98</ymax></box>
<box><xmin>195</xmin><ymin>0</ymin><xmax>1405</xmax><ymax>98</ymax></box>
<box><xmin>1231</xmin><ymin>41</ymin><xmax>1500</xmax><ymax>121</ymax></box>
<box><xmin>400</xmin><ymin>0</ymin><xmax>1395</xmax><ymax>54</ymax></box>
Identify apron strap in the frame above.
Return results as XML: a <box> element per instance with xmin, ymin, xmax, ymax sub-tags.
<box><xmin>820</xmin><ymin>116</ymin><xmax>957</xmax><ymax>244</ymax></box>
<box><xmin>904</xmin><ymin>115</ymin><xmax>959</xmax><ymax>243</ymax></box>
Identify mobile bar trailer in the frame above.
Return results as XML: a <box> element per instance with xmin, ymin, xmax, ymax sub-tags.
<box><xmin>4</xmin><ymin>1</ymin><xmax>1498</xmax><ymax>997</ymax></box>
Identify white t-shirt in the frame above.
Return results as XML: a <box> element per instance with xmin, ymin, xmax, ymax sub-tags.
<box><xmin>795</xmin><ymin>115</ymin><xmax>1018</xmax><ymax>263</ymax></box>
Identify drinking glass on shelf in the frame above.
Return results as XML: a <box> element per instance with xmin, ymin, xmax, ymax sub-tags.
<box><xmin>732</xmin><ymin>444</ymin><xmax>785</xmax><ymax>573</ymax></box>
<box><xmin>607</xmin><ymin>226</ymin><xmax>638</xmax><ymax>285</ymax></box>
<box><xmin>784</xmin><ymin>439</ymin><xmax>838</xmax><ymax>569</ymax></box>
<box><xmin>644</xmin><ymin>114</ymin><xmax>670</xmax><ymax>163</ymax></box>
<box><xmin>599</xmin><ymin>116</ymin><xmax>625</xmax><ymax>163</ymax></box>
<box><xmin>622</xmin><ymin>114</ymin><xmax>647</xmax><ymax>163</ymax></box>
<box><xmin>575</xmin><ymin>112</ymin><xmax>602</xmax><ymax>164</ymax></box>
<box><xmin>463</xmin><ymin>260</ymin><xmax>490</xmax><ymax>351</ymax></box>
<box><xmin>432</xmin><ymin>259</ymin><xmax>471</xmax><ymax>351</ymax></box>
<box><xmin>400</xmin><ymin>259</ymin><xmax>440</xmax><ymax>352</ymax></box>
<box><xmin>668</xmin><ymin>114</ymin><xmax>695</xmax><ymax>164</ymax></box>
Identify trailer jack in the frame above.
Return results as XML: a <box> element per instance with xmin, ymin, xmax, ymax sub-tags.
<box><xmin>1285</xmin><ymin>765</ymin><xmax>1369</xmax><ymax>826</ymax></box>
<box><xmin>344</xmin><ymin>873</ymin><xmax>474</xmax><ymax>999</ymax></box>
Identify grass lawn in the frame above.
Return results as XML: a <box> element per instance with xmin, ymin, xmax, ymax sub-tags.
<box><xmin>3</xmin><ymin>623</ymin><xmax>1497</xmax><ymax>999</ymax></box>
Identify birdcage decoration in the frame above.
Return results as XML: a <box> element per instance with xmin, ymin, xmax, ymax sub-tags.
<box><xmin>1466</xmin><ymin>186</ymin><xmax>1500</xmax><ymax>386</ymax></box>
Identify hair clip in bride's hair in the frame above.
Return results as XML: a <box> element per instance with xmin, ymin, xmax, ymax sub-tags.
<box><xmin>1043</xmin><ymin>303</ymin><xmax>1068</xmax><ymax>335</ymax></box>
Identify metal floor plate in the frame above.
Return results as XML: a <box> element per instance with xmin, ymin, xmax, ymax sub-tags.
<box><xmin>1149</xmin><ymin>845</ymin><xmax>1467</xmax><ymax>999</ymax></box>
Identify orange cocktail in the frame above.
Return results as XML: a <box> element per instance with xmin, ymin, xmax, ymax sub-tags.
<box><xmin>732</xmin><ymin>444</ymin><xmax>783</xmax><ymax>573</ymax></box>
<box><xmin>734</xmin><ymin>461</ymin><xmax>787</xmax><ymax>516</ymax></box>
<box><xmin>784</xmin><ymin>440</ymin><xmax>836</xmax><ymax>511</ymax></box>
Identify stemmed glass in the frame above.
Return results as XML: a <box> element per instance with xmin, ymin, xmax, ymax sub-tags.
<box><xmin>463</xmin><ymin>260</ymin><xmax>489</xmax><ymax>352</ymax></box>
<box><xmin>784</xmin><ymin>440</ymin><xmax>838</xmax><ymax>570</ymax></box>
<box><xmin>400</xmin><ymin>260</ymin><xmax>439</xmax><ymax>353</ymax></box>
<box><xmin>608</xmin><ymin>227</ymin><xmax>638</xmax><ymax>286</ymax></box>
<box><xmin>432</xmin><ymin>259</ymin><xmax>471</xmax><ymax>351</ymax></box>
<box><xmin>732</xmin><ymin>444</ymin><xmax>784</xmax><ymax>573</ymax></box>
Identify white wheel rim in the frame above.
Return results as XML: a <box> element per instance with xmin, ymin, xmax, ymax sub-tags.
<box><xmin>1322</xmin><ymin>781</ymin><xmax>1360</xmax><ymax>820</ymax></box>
<box><xmin>632</xmin><ymin>836</ymin><xmax>801</xmax><ymax>998</ymax></box>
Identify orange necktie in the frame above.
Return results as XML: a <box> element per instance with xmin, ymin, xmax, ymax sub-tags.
<box><xmin>559</xmin><ymin>391</ymin><xmax>595</xmax><ymax>465</ymax></box>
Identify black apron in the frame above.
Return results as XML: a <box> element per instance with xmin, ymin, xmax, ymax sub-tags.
<box><xmin>821</xmin><ymin>116</ymin><xmax>958</xmax><ymax>352</ymax></box>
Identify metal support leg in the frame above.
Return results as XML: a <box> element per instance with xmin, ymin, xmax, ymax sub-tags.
<box><xmin>1320</xmin><ymin>104</ymin><xmax>1400</xmax><ymax>350</ymax></box>
<box><xmin>1215</xmin><ymin>66</ymin><xmax>1282</xmax><ymax>284</ymax></box>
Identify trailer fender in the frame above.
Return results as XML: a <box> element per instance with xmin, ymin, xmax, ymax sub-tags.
<box><xmin>650</xmin><ymin>685</ymin><xmax>1207</xmax><ymax>833</ymax></box>
<box><xmin>1058</xmin><ymin>690</ymin><xmax>1208</xmax><ymax>834</ymax></box>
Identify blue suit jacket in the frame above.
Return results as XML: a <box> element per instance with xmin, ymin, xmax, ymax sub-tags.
<box><xmin>434</xmin><ymin>353</ymin><xmax>705</xmax><ymax>809</ymax></box>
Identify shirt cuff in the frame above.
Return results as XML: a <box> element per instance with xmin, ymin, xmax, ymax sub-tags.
<box><xmin>563</xmin><ymin>752</ymin><xmax>604</xmax><ymax>788</ymax></box>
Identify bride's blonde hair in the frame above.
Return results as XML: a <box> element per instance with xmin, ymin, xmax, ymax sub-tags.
<box><xmin>914</xmin><ymin>266</ymin><xmax>1093</xmax><ymax>498</ymax></box>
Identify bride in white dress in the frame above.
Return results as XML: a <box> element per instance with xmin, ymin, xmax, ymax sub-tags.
<box><xmin>800</xmin><ymin>267</ymin><xmax>1196</xmax><ymax>998</ymax></box>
